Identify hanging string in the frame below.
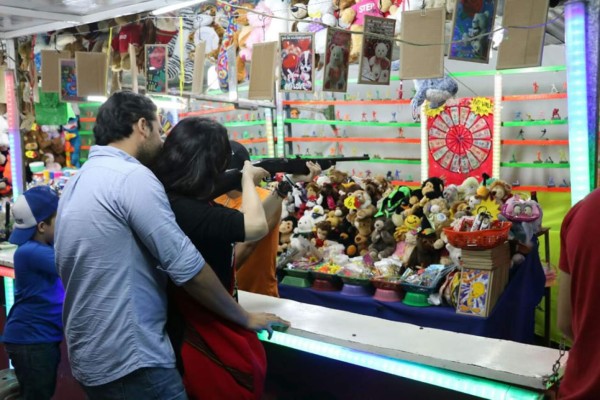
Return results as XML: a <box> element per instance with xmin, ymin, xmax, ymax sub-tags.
<box><xmin>179</xmin><ymin>16</ymin><xmax>185</xmax><ymax>96</ymax></box>
<box><xmin>106</xmin><ymin>26</ymin><xmax>113</xmax><ymax>94</ymax></box>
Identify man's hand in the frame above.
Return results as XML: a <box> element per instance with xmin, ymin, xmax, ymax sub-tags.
<box><xmin>245</xmin><ymin>312</ymin><xmax>291</xmax><ymax>339</ymax></box>
<box><xmin>290</xmin><ymin>161</ymin><xmax>322</xmax><ymax>183</ymax></box>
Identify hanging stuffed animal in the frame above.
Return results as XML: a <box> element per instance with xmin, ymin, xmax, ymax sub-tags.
<box><xmin>216</xmin><ymin>0</ymin><xmax>239</xmax><ymax>91</ymax></box>
<box><xmin>411</xmin><ymin>75</ymin><xmax>459</xmax><ymax>120</ymax></box>
<box><xmin>165</xmin><ymin>8</ymin><xmax>196</xmax><ymax>87</ymax></box>
<box><xmin>340</xmin><ymin>0</ymin><xmax>385</xmax><ymax>63</ymax></box>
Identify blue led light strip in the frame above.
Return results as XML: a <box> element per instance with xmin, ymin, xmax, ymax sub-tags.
<box><xmin>257</xmin><ymin>331</ymin><xmax>544</xmax><ymax>399</ymax></box>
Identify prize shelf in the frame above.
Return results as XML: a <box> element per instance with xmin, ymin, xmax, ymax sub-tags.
<box><xmin>500</xmin><ymin>162</ymin><xmax>570</xmax><ymax>168</ymax></box>
<box><xmin>282</xmin><ymin>99</ymin><xmax>411</xmax><ymax>106</ymax></box>
<box><xmin>223</xmin><ymin>120</ymin><xmax>268</xmax><ymax>128</ymax></box>
<box><xmin>236</xmin><ymin>138</ymin><xmax>269</xmax><ymax>144</ymax></box>
<box><xmin>284</xmin><ymin>119</ymin><xmax>420</xmax><ymax>127</ymax></box>
<box><xmin>179</xmin><ymin>106</ymin><xmax>236</xmax><ymax>118</ymax></box>
<box><xmin>512</xmin><ymin>185</ymin><xmax>571</xmax><ymax>193</ymax></box>
<box><xmin>501</xmin><ymin>139</ymin><xmax>569</xmax><ymax>146</ymax></box>
<box><xmin>501</xmin><ymin>93</ymin><xmax>567</xmax><ymax>102</ymax></box>
<box><xmin>284</xmin><ymin>137</ymin><xmax>420</xmax><ymax>144</ymax></box>
<box><xmin>285</xmin><ymin>154</ymin><xmax>421</xmax><ymax>166</ymax></box>
<box><xmin>501</xmin><ymin>119</ymin><xmax>568</xmax><ymax>127</ymax></box>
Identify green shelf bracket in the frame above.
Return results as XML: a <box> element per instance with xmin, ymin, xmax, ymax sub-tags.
<box><xmin>78</xmin><ymin>130</ymin><xmax>94</xmax><ymax>136</ymax></box>
<box><xmin>223</xmin><ymin>120</ymin><xmax>268</xmax><ymax>127</ymax></box>
<box><xmin>501</xmin><ymin>119</ymin><xmax>568</xmax><ymax>127</ymax></box>
<box><xmin>285</xmin><ymin>119</ymin><xmax>420</xmax><ymax>127</ymax></box>
<box><xmin>500</xmin><ymin>162</ymin><xmax>570</xmax><ymax>168</ymax></box>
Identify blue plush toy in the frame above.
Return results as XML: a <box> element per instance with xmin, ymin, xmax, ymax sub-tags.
<box><xmin>410</xmin><ymin>76</ymin><xmax>459</xmax><ymax>120</ymax></box>
<box><xmin>62</xmin><ymin>117</ymin><xmax>81</xmax><ymax>168</ymax></box>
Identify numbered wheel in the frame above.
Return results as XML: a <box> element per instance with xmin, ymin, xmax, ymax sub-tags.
<box><xmin>428</xmin><ymin>105</ymin><xmax>493</xmax><ymax>174</ymax></box>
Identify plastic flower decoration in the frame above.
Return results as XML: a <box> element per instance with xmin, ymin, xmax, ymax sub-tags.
<box><xmin>470</xmin><ymin>97</ymin><xmax>493</xmax><ymax>116</ymax></box>
<box><xmin>424</xmin><ymin>101</ymin><xmax>445</xmax><ymax>118</ymax></box>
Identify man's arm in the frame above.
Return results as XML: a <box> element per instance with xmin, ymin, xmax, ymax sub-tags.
<box><xmin>557</xmin><ymin>271</ymin><xmax>573</xmax><ymax>342</ymax></box>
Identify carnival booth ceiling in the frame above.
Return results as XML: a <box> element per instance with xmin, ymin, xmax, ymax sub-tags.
<box><xmin>0</xmin><ymin>0</ymin><xmax>566</xmax><ymax>42</ymax></box>
<box><xmin>0</xmin><ymin>0</ymin><xmax>201</xmax><ymax>39</ymax></box>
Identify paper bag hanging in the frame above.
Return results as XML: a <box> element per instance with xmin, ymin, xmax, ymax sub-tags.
<box><xmin>192</xmin><ymin>42</ymin><xmax>206</xmax><ymax>95</ymax></box>
<box><xmin>358</xmin><ymin>16</ymin><xmax>396</xmax><ymax>86</ymax></box>
<box><xmin>449</xmin><ymin>0</ymin><xmax>498</xmax><ymax>64</ymax></box>
<box><xmin>279</xmin><ymin>33</ymin><xmax>314</xmax><ymax>93</ymax></box>
<box><xmin>75</xmin><ymin>52</ymin><xmax>108</xmax><ymax>97</ymax></box>
<box><xmin>248</xmin><ymin>42</ymin><xmax>278</xmax><ymax>100</ymax></box>
<box><xmin>323</xmin><ymin>29</ymin><xmax>351</xmax><ymax>93</ymax></box>
<box><xmin>59</xmin><ymin>59</ymin><xmax>85</xmax><ymax>102</ymax></box>
<box><xmin>145</xmin><ymin>44</ymin><xmax>168</xmax><ymax>94</ymax></box>
<box><xmin>41</xmin><ymin>50</ymin><xmax>70</xmax><ymax>93</ymax></box>
<box><xmin>496</xmin><ymin>0</ymin><xmax>549</xmax><ymax>70</ymax></box>
<box><xmin>399</xmin><ymin>8</ymin><xmax>445</xmax><ymax>79</ymax></box>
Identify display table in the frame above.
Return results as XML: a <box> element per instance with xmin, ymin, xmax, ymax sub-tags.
<box><xmin>279</xmin><ymin>243</ymin><xmax>546</xmax><ymax>344</ymax></box>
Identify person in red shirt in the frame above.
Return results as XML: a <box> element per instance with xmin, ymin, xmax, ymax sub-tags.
<box><xmin>558</xmin><ymin>188</ymin><xmax>600</xmax><ymax>399</ymax></box>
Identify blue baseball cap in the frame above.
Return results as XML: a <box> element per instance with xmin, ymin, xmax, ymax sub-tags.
<box><xmin>9</xmin><ymin>186</ymin><xmax>59</xmax><ymax>245</ymax></box>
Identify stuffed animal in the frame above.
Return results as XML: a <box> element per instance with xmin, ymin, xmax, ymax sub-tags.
<box><xmin>305</xmin><ymin>182</ymin><xmax>323</xmax><ymax>208</ymax></box>
<box><xmin>264</xmin><ymin>0</ymin><xmax>291</xmax><ymax>43</ymax></box>
<box><xmin>279</xmin><ymin>215</ymin><xmax>297</xmax><ymax>253</ymax></box>
<box><xmin>238</xmin><ymin>1</ymin><xmax>272</xmax><ymax>65</ymax></box>
<box><xmin>165</xmin><ymin>8</ymin><xmax>196</xmax><ymax>86</ymax></box>
<box><xmin>489</xmin><ymin>179</ymin><xmax>512</xmax><ymax>205</ymax></box>
<box><xmin>411</xmin><ymin>76</ymin><xmax>459</xmax><ymax>119</ymax></box>
<box><xmin>233</xmin><ymin>3</ymin><xmax>255</xmax><ymax>83</ymax></box>
<box><xmin>347</xmin><ymin>190</ymin><xmax>377</xmax><ymax>221</ymax></box>
<box><xmin>458</xmin><ymin>176</ymin><xmax>479</xmax><ymax>199</ymax></box>
<box><xmin>111</xmin><ymin>15</ymin><xmax>142</xmax><ymax>72</ymax></box>
<box><xmin>340</xmin><ymin>0</ymin><xmax>385</xmax><ymax>63</ymax></box>
<box><xmin>312</xmin><ymin>220</ymin><xmax>332</xmax><ymax>247</ymax></box>
<box><xmin>295</xmin><ymin>209</ymin><xmax>316</xmax><ymax>237</ymax></box>
<box><xmin>295</xmin><ymin>0</ymin><xmax>337</xmax><ymax>61</ymax></box>
<box><xmin>419</xmin><ymin>177</ymin><xmax>445</xmax><ymax>206</ymax></box>
<box><xmin>195</xmin><ymin>4</ymin><xmax>224</xmax><ymax>59</ymax></box>
<box><xmin>407</xmin><ymin>225</ymin><xmax>443</xmax><ymax>269</ymax></box>
<box><xmin>368</xmin><ymin>218</ymin><xmax>397</xmax><ymax>260</ymax></box>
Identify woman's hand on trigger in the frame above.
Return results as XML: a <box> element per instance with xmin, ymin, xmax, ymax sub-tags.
<box><xmin>246</xmin><ymin>312</ymin><xmax>291</xmax><ymax>339</ymax></box>
<box><xmin>242</xmin><ymin>160</ymin><xmax>270</xmax><ymax>186</ymax></box>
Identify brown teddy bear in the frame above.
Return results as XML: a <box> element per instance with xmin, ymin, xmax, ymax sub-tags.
<box><xmin>368</xmin><ymin>217</ymin><xmax>396</xmax><ymax>260</ymax></box>
<box><xmin>234</xmin><ymin>3</ymin><xmax>255</xmax><ymax>83</ymax></box>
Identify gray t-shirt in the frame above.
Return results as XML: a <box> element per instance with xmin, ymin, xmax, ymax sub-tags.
<box><xmin>55</xmin><ymin>145</ymin><xmax>204</xmax><ymax>386</ymax></box>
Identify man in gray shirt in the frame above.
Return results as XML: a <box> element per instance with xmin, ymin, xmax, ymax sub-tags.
<box><xmin>55</xmin><ymin>91</ymin><xmax>288</xmax><ymax>399</ymax></box>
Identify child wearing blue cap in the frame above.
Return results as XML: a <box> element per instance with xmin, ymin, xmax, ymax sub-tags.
<box><xmin>2</xmin><ymin>186</ymin><xmax>63</xmax><ymax>400</ymax></box>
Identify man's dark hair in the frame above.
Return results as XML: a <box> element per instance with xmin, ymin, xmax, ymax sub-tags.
<box><xmin>154</xmin><ymin>117</ymin><xmax>232</xmax><ymax>200</ymax></box>
<box><xmin>93</xmin><ymin>91</ymin><xmax>157</xmax><ymax>145</ymax></box>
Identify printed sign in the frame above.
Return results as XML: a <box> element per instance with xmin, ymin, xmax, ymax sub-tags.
<box><xmin>358</xmin><ymin>16</ymin><xmax>395</xmax><ymax>85</ymax></box>
<box><xmin>323</xmin><ymin>29</ymin><xmax>351</xmax><ymax>93</ymax></box>
<box><xmin>279</xmin><ymin>33</ymin><xmax>314</xmax><ymax>92</ymax></box>
<box><xmin>145</xmin><ymin>44</ymin><xmax>168</xmax><ymax>94</ymax></box>
<box><xmin>59</xmin><ymin>59</ymin><xmax>85</xmax><ymax>102</ymax></box>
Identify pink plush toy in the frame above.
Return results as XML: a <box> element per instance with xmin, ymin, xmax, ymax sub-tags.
<box><xmin>238</xmin><ymin>1</ymin><xmax>272</xmax><ymax>62</ymax></box>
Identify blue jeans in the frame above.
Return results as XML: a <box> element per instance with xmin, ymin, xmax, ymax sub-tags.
<box><xmin>4</xmin><ymin>342</ymin><xmax>61</xmax><ymax>400</ymax></box>
<box><xmin>81</xmin><ymin>367</ymin><xmax>188</xmax><ymax>400</ymax></box>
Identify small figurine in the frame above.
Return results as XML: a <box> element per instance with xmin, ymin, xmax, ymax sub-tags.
<box><xmin>559</xmin><ymin>149</ymin><xmax>569</xmax><ymax>163</ymax></box>
<box><xmin>517</xmin><ymin>129</ymin><xmax>525</xmax><ymax>140</ymax></box>
<box><xmin>366</xmin><ymin>169</ymin><xmax>372</xmax><ymax>178</ymax></box>
<box><xmin>375</xmin><ymin>90</ymin><xmax>380</xmax><ymax>100</ymax></box>
<box><xmin>357</xmin><ymin>171</ymin><xmax>364</xmax><ymax>178</ymax></box>
<box><xmin>366</xmin><ymin>91</ymin><xmax>373</xmax><ymax>100</ymax></box>
<box><xmin>534</xmin><ymin>151</ymin><xmax>543</xmax><ymax>163</ymax></box>
<box><xmin>329</xmin><ymin>147</ymin><xmax>336</xmax><ymax>156</ymax></box>
<box><xmin>254</xmin><ymin>147</ymin><xmax>259</xmax><ymax>155</ymax></box>
<box><xmin>511</xmin><ymin>153</ymin><xmax>518</xmax><ymax>163</ymax></box>
<box><xmin>290</xmin><ymin>108</ymin><xmax>301</xmax><ymax>119</ymax></box>
<box><xmin>258</xmin><ymin>130</ymin><xmax>263</xmax><ymax>138</ymax></box>
<box><xmin>352</xmin><ymin>147</ymin><xmax>358</xmax><ymax>156</ymax></box>
<box><xmin>305</xmin><ymin>148</ymin><xmax>310</xmax><ymax>155</ymax></box>
<box><xmin>318</xmin><ymin>127</ymin><xmax>325</xmax><ymax>137</ymax></box>
<box><xmin>515</xmin><ymin>111</ymin><xmax>523</xmax><ymax>121</ymax></box>
<box><xmin>540</xmin><ymin>129</ymin><xmax>547</xmax><ymax>139</ymax></box>
<box><xmin>395</xmin><ymin>170</ymin><xmax>401</xmax><ymax>180</ymax></box>
<box><xmin>533</xmin><ymin>81</ymin><xmax>539</xmax><ymax>94</ymax></box>
<box><xmin>559</xmin><ymin>179</ymin><xmax>570</xmax><ymax>187</ymax></box>
<box><xmin>332</xmin><ymin>127</ymin><xmax>340</xmax><ymax>137</ymax></box>
<box><xmin>336</xmin><ymin>110</ymin><xmax>341</xmax><ymax>121</ymax></box>
<box><xmin>512</xmin><ymin>179</ymin><xmax>520</xmax><ymax>187</ymax></box>
<box><xmin>344</xmin><ymin>114</ymin><xmax>351</xmax><ymax>121</ymax></box>
<box><xmin>226</xmin><ymin>115</ymin><xmax>232</xmax><ymax>122</ymax></box>
<box><xmin>545</xmin><ymin>156</ymin><xmax>554</xmax><ymax>163</ymax></box>
<box><xmin>244</xmin><ymin>113</ymin><xmax>249</xmax><ymax>121</ymax></box>
<box><xmin>338</xmin><ymin>143</ymin><xmax>344</xmax><ymax>153</ymax></box>
<box><xmin>398</xmin><ymin>128</ymin><xmax>405</xmax><ymax>138</ymax></box>
<box><xmin>311</xmin><ymin>130</ymin><xmax>317</xmax><ymax>137</ymax></box>
<box><xmin>548</xmin><ymin>177</ymin><xmax>556</xmax><ymax>187</ymax></box>
<box><xmin>397</xmin><ymin>81</ymin><xmax>404</xmax><ymax>99</ymax></box>
<box><xmin>552</xmin><ymin>108</ymin><xmax>561</xmax><ymax>120</ymax></box>
<box><xmin>362</xmin><ymin>112</ymin><xmax>368</xmax><ymax>122</ymax></box>
<box><xmin>407</xmin><ymin>174</ymin><xmax>414</xmax><ymax>182</ymax></box>
<box><xmin>551</xmin><ymin>84</ymin><xmax>559</xmax><ymax>94</ymax></box>
<box><xmin>372</xmin><ymin>111</ymin><xmax>378</xmax><ymax>122</ymax></box>
<box><xmin>237</xmin><ymin>114</ymin><xmax>243</xmax><ymax>122</ymax></box>
<box><xmin>527</xmin><ymin>114</ymin><xmax>534</xmax><ymax>121</ymax></box>
<box><xmin>344</xmin><ymin>94</ymin><xmax>350</xmax><ymax>101</ymax></box>
<box><xmin>391</xmin><ymin>112</ymin><xmax>397</xmax><ymax>122</ymax></box>
<box><xmin>297</xmin><ymin>144</ymin><xmax>301</xmax><ymax>154</ymax></box>
<box><xmin>242</xmin><ymin>130</ymin><xmax>250</xmax><ymax>139</ymax></box>
<box><xmin>386</xmin><ymin>171</ymin><xmax>393</xmax><ymax>181</ymax></box>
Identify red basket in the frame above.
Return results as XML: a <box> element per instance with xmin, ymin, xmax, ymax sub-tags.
<box><xmin>443</xmin><ymin>221</ymin><xmax>512</xmax><ymax>250</ymax></box>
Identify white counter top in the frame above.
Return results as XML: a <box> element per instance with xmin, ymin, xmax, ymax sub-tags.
<box><xmin>0</xmin><ymin>245</ymin><xmax>15</xmax><ymax>268</ymax></box>
<box><xmin>239</xmin><ymin>291</ymin><xmax>566</xmax><ymax>392</ymax></box>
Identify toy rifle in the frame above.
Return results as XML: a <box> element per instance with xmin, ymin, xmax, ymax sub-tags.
<box><xmin>209</xmin><ymin>155</ymin><xmax>370</xmax><ymax>199</ymax></box>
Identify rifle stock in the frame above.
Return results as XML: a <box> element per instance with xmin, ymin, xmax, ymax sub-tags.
<box><xmin>209</xmin><ymin>155</ymin><xmax>370</xmax><ymax>199</ymax></box>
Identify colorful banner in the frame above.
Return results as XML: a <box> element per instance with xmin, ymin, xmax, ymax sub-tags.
<box><xmin>279</xmin><ymin>32</ymin><xmax>314</xmax><ymax>92</ymax></box>
<box><xmin>145</xmin><ymin>44</ymin><xmax>168</xmax><ymax>94</ymax></box>
<box><xmin>427</xmin><ymin>97</ymin><xmax>494</xmax><ymax>185</ymax></box>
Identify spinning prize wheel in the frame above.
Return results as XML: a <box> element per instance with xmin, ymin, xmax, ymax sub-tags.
<box><xmin>427</xmin><ymin>98</ymin><xmax>494</xmax><ymax>184</ymax></box>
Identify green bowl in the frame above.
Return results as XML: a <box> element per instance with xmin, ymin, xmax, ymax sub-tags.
<box><xmin>284</xmin><ymin>268</ymin><xmax>312</xmax><ymax>279</ymax></box>
<box><xmin>402</xmin><ymin>292</ymin><xmax>431</xmax><ymax>307</ymax></box>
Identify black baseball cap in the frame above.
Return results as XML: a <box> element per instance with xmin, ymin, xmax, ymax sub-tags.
<box><xmin>229</xmin><ymin>140</ymin><xmax>250</xmax><ymax>170</ymax></box>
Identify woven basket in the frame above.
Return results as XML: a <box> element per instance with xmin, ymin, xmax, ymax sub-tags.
<box><xmin>443</xmin><ymin>221</ymin><xmax>512</xmax><ymax>250</ymax></box>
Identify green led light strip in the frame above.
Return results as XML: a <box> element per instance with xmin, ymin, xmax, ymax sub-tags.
<box><xmin>365</xmin><ymin>159</ymin><xmax>421</xmax><ymax>164</ymax></box>
<box><xmin>500</xmin><ymin>162</ymin><xmax>570</xmax><ymax>168</ymax></box>
<box><xmin>4</xmin><ymin>277</ymin><xmax>13</xmax><ymax>315</ymax></box>
<box><xmin>223</xmin><ymin>120</ymin><xmax>268</xmax><ymax>128</ymax></box>
<box><xmin>502</xmin><ymin>120</ymin><xmax>568</xmax><ymax>127</ymax></box>
<box><xmin>285</xmin><ymin>119</ymin><xmax>420</xmax><ymax>127</ymax></box>
<box><xmin>448</xmin><ymin>65</ymin><xmax>566</xmax><ymax>78</ymax></box>
<box><xmin>257</xmin><ymin>331</ymin><xmax>543</xmax><ymax>400</ymax></box>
